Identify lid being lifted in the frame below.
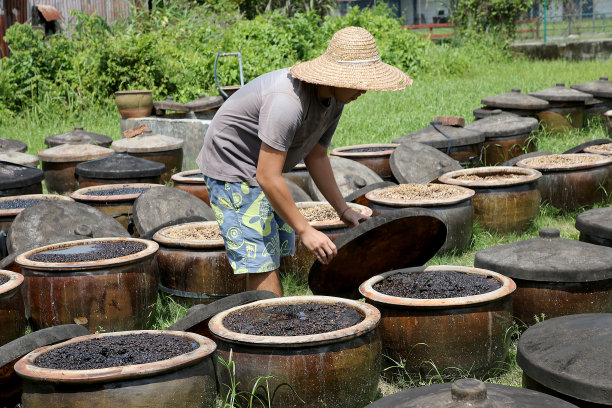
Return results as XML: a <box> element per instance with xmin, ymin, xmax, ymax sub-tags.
<box><xmin>309</xmin><ymin>208</ymin><xmax>447</xmax><ymax>299</ymax></box>
<box><xmin>390</xmin><ymin>142</ymin><xmax>462</xmax><ymax>184</ymax></box>
<box><xmin>75</xmin><ymin>153</ymin><xmax>166</xmax><ymax>180</ymax></box>
<box><xmin>365</xmin><ymin>378</ymin><xmax>579</xmax><ymax>408</ymax></box>
<box><xmin>393</xmin><ymin>124</ymin><xmax>484</xmax><ymax>149</ymax></box>
<box><xmin>570</xmin><ymin>77</ymin><xmax>612</xmax><ymax>99</ymax></box>
<box><xmin>111</xmin><ymin>130</ymin><xmax>184</xmax><ymax>153</ymax></box>
<box><xmin>37</xmin><ymin>144</ymin><xmax>114</xmax><ymax>163</ymax></box>
<box><xmin>474</xmin><ymin>228</ymin><xmax>612</xmax><ymax>282</ymax></box>
<box><xmin>0</xmin><ymin>162</ymin><xmax>44</xmax><ymax>191</ymax></box>
<box><xmin>517</xmin><ymin>313</ymin><xmax>612</xmax><ymax>406</ymax></box>
<box><xmin>44</xmin><ymin>126</ymin><xmax>113</xmax><ymax>148</ymax></box>
<box><xmin>528</xmin><ymin>83</ymin><xmax>592</xmax><ymax>103</ymax></box>
<box><xmin>0</xmin><ymin>138</ymin><xmax>27</xmax><ymax>153</ymax></box>
<box><xmin>308</xmin><ymin>156</ymin><xmax>383</xmax><ymax>201</ymax></box>
<box><xmin>465</xmin><ymin>111</ymin><xmax>539</xmax><ymax>138</ymax></box>
<box><xmin>481</xmin><ymin>88</ymin><xmax>549</xmax><ymax>110</ymax></box>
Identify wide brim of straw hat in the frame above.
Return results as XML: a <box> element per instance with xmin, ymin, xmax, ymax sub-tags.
<box><xmin>289</xmin><ymin>26</ymin><xmax>413</xmax><ymax>92</ymax></box>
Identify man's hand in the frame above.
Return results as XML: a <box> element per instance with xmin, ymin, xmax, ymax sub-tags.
<box><xmin>340</xmin><ymin>208</ymin><xmax>370</xmax><ymax>227</ymax></box>
<box><xmin>301</xmin><ymin>226</ymin><xmax>337</xmax><ymax>264</ymax></box>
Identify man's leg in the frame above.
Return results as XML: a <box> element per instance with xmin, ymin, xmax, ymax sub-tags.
<box><xmin>246</xmin><ymin>269</ymin><xmax>282</xmax><ymax>296</ymax></box>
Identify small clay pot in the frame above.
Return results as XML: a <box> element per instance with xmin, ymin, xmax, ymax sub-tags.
<box><xmin>516</xmin><ymin>154</ymin><xmax>612</xmax><ymax>211</ymax></box>
<box><xmin>71</xmin><ymin>183</ymin><xmax>163</xmax><ymax>234</ymax></box>
<box><xmin>0</xmin><ymin>270</ymin><xmax>26</xmax><ymax>346</ymax></box>
<box><xmin>279</xmin><ymin>202</ymin><xmax>372</xmax><ymax>282</ymax></box>
<box><xmin>115</xmin><ymin>90</ymin><xmax>153</xmax><ymax>119</ymax></box>
<box><xmin>366</xmin><ymin>183</ymin><xmax>474</xmax><ymax>253</ymax></box>
<box><xmin>16</xmin><ymin>238</ymin><xmax>159</xmax><ymax>331</ymax></box>
<box><xmin>209</xmin><ymin>295</ymin><xmax>381</xmax><ymax>408</ymax></box>
<box><xmin>359</xmin><ymin>265</ymin><xmax>516</xmax><ymax>381</ymax></box>
<box><xmin>438</xmin><ymin>166</ymin><xmax>542</xmax><ymax>234</ymax></box>
<box><xmin>330</xmin><ymin>143</ymin><xmax>399</xmax><ymax>180</ymax></box>
<box><xmin>14</xmin><ymin>330</ymin><xmax>217</xmax><ymax>408</ymax></box>
<box><xmin>153</xmin><ymin>221</ymin><xmax>246</xmax><ymax>306</ymax></box>
<box><xmin>171</xmin><ymin>170</ymin><xmax>209</xmax><ymax>205</ymax></box>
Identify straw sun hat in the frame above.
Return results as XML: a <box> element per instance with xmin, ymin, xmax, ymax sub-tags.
<box><xmin>290</xmin><ymin>26</ymin><xmax>412</xmax><ymax>92</ymax></box>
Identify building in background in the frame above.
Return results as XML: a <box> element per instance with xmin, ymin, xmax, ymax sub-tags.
<box><xmin>337</xmin><ymin>0</ymin><xmax>449</xmax><ymax>25</ymax></box>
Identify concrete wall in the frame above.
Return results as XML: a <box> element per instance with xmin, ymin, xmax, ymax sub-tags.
<box><xmin>510</xmin><ymin>38</ymin><xmax>612</xmax><ymax>61</ymax></box>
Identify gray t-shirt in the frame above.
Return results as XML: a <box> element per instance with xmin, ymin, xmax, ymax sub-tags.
<box><xmin>197</xmin><ymin>68</ymin><xmax>344</xmax><ymax>185</ymax></box>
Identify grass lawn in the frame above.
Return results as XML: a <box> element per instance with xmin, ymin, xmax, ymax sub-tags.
<box><xmin>2</xmin><ymin>54</ymin><xmax>611</xmax><ymax>405</ymax></box>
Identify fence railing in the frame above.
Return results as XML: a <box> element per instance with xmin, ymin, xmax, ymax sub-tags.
<box><xmin>402</xmin><ymin>18</ymin><xmax>539</xmax><ymax>40</ymax></box>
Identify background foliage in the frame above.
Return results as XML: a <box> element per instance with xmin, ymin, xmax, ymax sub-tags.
<box><xmin>0</xmin><ymin>1</ymin><xmax>510</xmax><ymax>118</ymax></box>
<box><xmin>449</xmin><ymin>0</ymin><xmax>536</xmax><ymax>35</ymax></box>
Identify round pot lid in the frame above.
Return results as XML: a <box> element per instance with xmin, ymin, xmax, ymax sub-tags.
<box><xmin>391</xmin><ymin>142</ymin><xmax>463</xmax><ymax>184</ymax></box>
<box><xmin>44</xmin><ymin>126</ymin><xmax>112</xmax><ymax>148</ymax></box>
<box><xmin>393</xmin><ymin>124</ymin><xmax>484</xmax><ymax>149</ymax></box>
<box><xmin>576</xmin><ymin>207</ymin><xmax>612</xmax><ymax>241</ymax></box>
<box><xmin>0</xmin><ymin>151</ymin><xmax>39</xmax><ymax>167</ymax></box>
<box><xmin>0</xmin><ymin>161</ymin><xmax>44</xmax><ymax>190</ymax></box>
<box><xmin>37</xmin><ymin>144</ymin><xmax>114</xmax><ymax>163</ymax></box>
<box><xmin>172</xmin><ymin>170</ymin><xmax>205</xmax><ymax>184</ymax></box>
<box><xmin>501</xmin><ymin>151</ymin><xmax>554</xmax><ymax>167</ymax></box>
<box><xmin>474</xmin><ymin>228</ymin><xmax>612</xmax><ymax>282</ymax></box>
<box><xmin>529</xmin><ymin>83</ymin><xmax>592</xmax><ymax>103</ymax></box>
<box><xmin>75</xmin><ymin>153</ymin><xmax>166</xmax><ymax>179</ymax></box>
<box><xmin>481</xmin><ymin>88</ymin><xmax>550</xmax><ymax>110</ymax></box>
<box><xmin>562</xmin><ymin>138</ymin><xmax>612</xmax><ymax>154</ymax></box>
<box><xmin>111</xmin><ymin>132</ymin><xmax>184</xmax><ymax>153</ymax></box>
<box><xmin>571</xmin><ymin>77</ymin><xmax>612</xmax><ymax>99</ymax></box>
<box><xmin>133</xmin><ymin>186</ymin><xmax>215</xmax><ymax>239</ymax></box>
<box><xmin>308</xmin><ymin>156</ymin><xmax>383</xmax><ymax>201</ymax></box>
<box><xmin>365</xmin><ymin>378</ymin><xmax>578</xmax><ymax>408</ymax></box>
<box><xmin>7</xmin><ymin>200</ymin><xmax>129</xmax><ymax>255</ymax></box>
<box><xmin>0</xmin><ymin>138</ymin><xmax>27</xmax><ymax>153</ymax></box>
<box><xmin>517</xmin><ymin>313</ymin><xmax>612</xmax><ymax>406</ymax></box>
<box><xmin>465</xmin><ymin>112</ymin><xmax>539</xmax><ymax>137</ymax></box>
<box><xmin>308</xmin><ymin>208</ymin><xmax>447</xmax><ymax>299</ymax></box>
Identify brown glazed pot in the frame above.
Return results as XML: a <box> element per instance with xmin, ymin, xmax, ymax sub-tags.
<box><xmin>153</xmin><ymin>221</ymin><xmax>246</xmax><ymax>306</ymax></box>
<box><xmin>0</xmin><ymin>270</ymin><xmax>26</xmax><ymax>346</ymax></box>
<box><xmin>359</xmin><ymin>265</ymin><xmax>516</xmax><ymax>381</ymax></box>
<box><xmin>516</xmin><ymin>154</ymin><xmax>612</xmax><ymax>211</ymax></box>
<box><xmin>529</xmin><ymin>84</ymin><xmax>591</xmax><ymax>132</ymax></box>
<box><xmin>14</xmin><ymin>330</ymin><xmax>217</xmax><ymax>408</ymax></box>
<box><xmin>0</xmin><ymin>194</ymin><xmax>73</xmax><ymax>234</ymax></box>
<box><xmin>115</xmin><ymin>90</ymin><xmax>153</xmax><ymax>118</ymax></box>
<box><xmin>209</xmin><ymin>295</ymin><xmax>381</xmax><ymax>408</ymax></box>
<box><xmin>279</xmin><ymin>202</ymin><xmax>372</xmax><ymax>282</ymax></box>
<box><xmin>365</xmin><ymin>184</ymin><xmax>475</xmax><ymax>253</ymax></box>
<box><xmin>171</xmin><ymin>170</ymin><xmax>210</xmax><ymax>205</ymax></box>
<box><xmin>71</xmin><ymin>183</ymin><xmax>163</xmax><ymax>233</ymax></box>
<box><xmin>438</xmin><ymin>166</ymin><xmax>542</xmax><ymax>234</ymax></box>
<box><xmin>330</xmin><ymin>144</ymin><xmax>399</xmax><ymax>181</ymax></box>
<box><xmin>15</xmin><ymin>238</ymin><xmax>159</xmax><ymax>332</ymax></box>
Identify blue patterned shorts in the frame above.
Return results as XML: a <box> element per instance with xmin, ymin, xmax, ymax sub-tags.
<box><xmin>204</xmin><ymin>176</ymin><xmax>295</xmax><ymax>274</ymax></box>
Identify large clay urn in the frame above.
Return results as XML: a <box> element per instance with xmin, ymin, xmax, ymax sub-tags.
<box><xmin>0</xmin><ymin>270</ymin><xmax>26</xmax><ymax>346</ymax></box>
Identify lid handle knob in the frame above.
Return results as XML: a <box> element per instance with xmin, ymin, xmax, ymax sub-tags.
<box><xmin>354</xmin><ymin>176</ymin><xmax>367</xmax><ymax>188</ymax></box>
<box><xmin>75</xmin><ymin>126</ymin><xmax>84</xmax><ymax>131</ymax></box>
<box><xmin>75</xmin><ymin>225</ymin><xmax>93</xmax><ymax>237</ymax></box>
<box><xmin>451</xmin><ymin>379</ymin><xmax>488</xmax><ymax>403</ymax></box>
<box><xmin>556</xmin><ymin>83</ymin><xmax>565</xmax><ymax>87</ymax></box>
<box><xmin>539</xmin><ymin>228</ymin><xmax>560</xmax><ymax>238</ymax></box>
<box><xmin>511</xmin><ymin>88</ymin><xmax>521</xmax><ymax>93</ymax></box>
<box><xmin>600</xmin><ymin>77</ymin><xmax>608</xmax><ymax>81</ymax></box>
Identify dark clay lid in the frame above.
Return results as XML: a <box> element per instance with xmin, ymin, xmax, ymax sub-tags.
<box><xmin>365</xmin><ymin>378</ymin><xmax>578</xmax><ymax>408</ymax></box>
<box><xmin>0</xmin><ymin>138</ymin><xmax>27</xmax><ymax>153</ymax></box>
<box><xmin>309</xmin><ymin>208</ymin><xmax>447</xmax><ymax>299</ymax></box>
<box><xmin>570</xmin><ymin>77</ymin><xmax>612</xmax><ymax>99</ymax></box>
<box><xmin>529</xmin><ymin>83</ymin><xmax>592</xmax><ymax>102</ymax></box>
<box><xmin>465</xmin><ymin>112</ymin><xmax>539</xmax><ymax>137</ymax></box>
<box><xmin>393</xmin><ymin>124</ymin><xmax>484</xmax><ymax>149</ymax></box>
<box><xmin>481</xmin><ymin>88</ymin><xmax>550</xmax><ymax>110</ymax></box>
<box><xmin>0</xmin><ymin>161</ymin><xmax>44</xmax><ymax>190</ymax></box>
<box><xmin>390</xmin><ymin>142</ymin><xmax>462</xmax><ymax>184</ymax></box>
<box><xmin>474</xmin><ymin>228</ymin><xmax>612</xmax><ymax>282</ymax></box>
<box><xmin>7</xmin><ymin>201</ymin><xmax>129</xmax><ymax>255</ymax></box>
<box><xmin>517</xmin><ymin>313</ymin><xmax>612</xmax><ymax>405</ymax></box>
<box><xmin>576</xmin><ymin>207</ymin><xmax>612</xmax><ymax>240</ymax></box>
<box><xmin>44</xmin><ymin>126</ymin><xmax>113</xmax><ymax>148</ymax></box>
<box><xmin>133</xmin><ymin>186</ymin><xmax>215</xmax><ymax>239</ymax></box>
<box><xmin>75</xmin><ymin>153</ymin><xmax>166</xmax><ymax>179</ymax></box>
<box><xmin>308</xmin><ymin>156</ymin><xmax>383</xmax><ymax>201</ymax></box>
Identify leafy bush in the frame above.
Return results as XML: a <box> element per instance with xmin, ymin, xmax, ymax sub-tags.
<box><xmin>0</xmin><ymin>1</ymin><xmax>511</xmax><ymax>115</ymax></box>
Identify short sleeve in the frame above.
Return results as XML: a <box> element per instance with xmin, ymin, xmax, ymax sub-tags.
<box><xmin>258</xmin><ymin>92</ymin><xmax>303</xmax><ymax>152</ymax></box>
